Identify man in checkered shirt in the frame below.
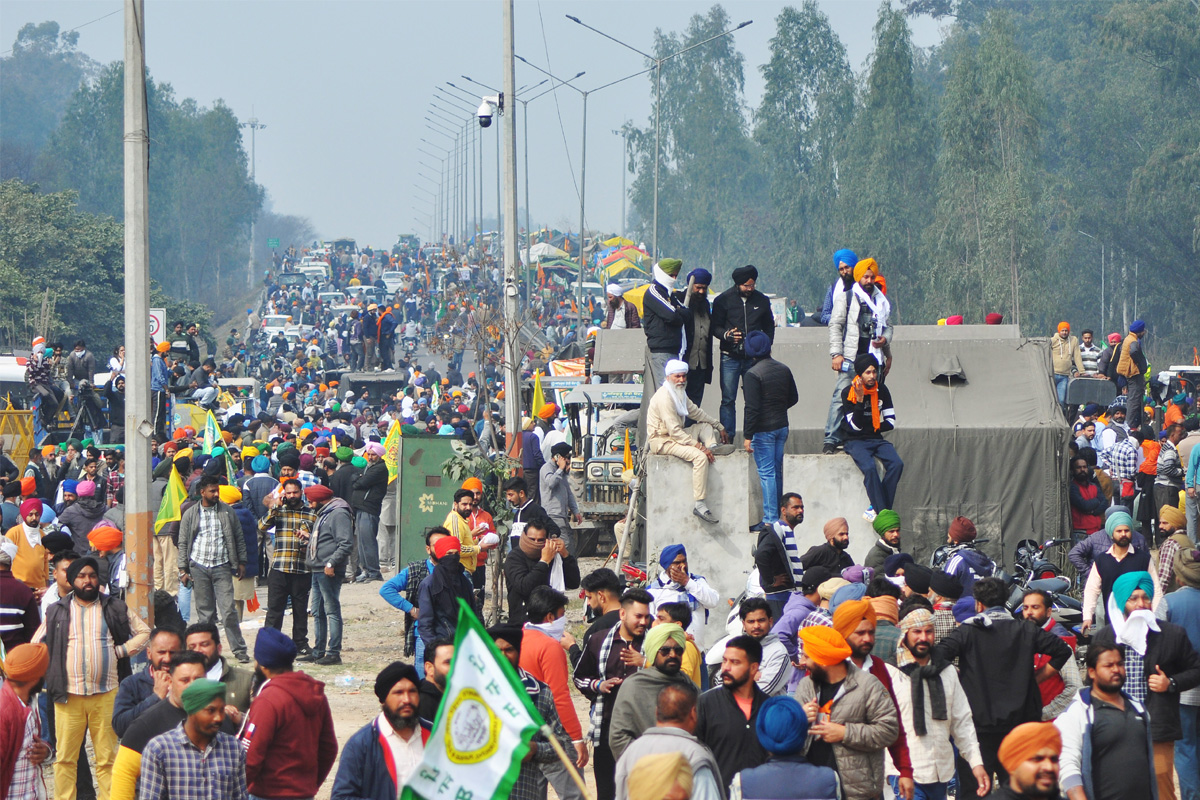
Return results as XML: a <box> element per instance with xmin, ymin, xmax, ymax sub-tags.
<box><xmin>259</xmin><ymin>478</ymin><xmax>316</xmax><ymax>656</ymax></box>
<box><xmin>177</xmin><ymin>475</ymin><xmax>249</xmax><ymax>663</ymax></box>
<box><xmin>138</xmin><ymin>679</ymin><xmax>247</xmax><ymax>800</ymax></box>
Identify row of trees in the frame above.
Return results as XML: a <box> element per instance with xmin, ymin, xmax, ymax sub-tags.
<box><xmin>1</xmin><ymin>21</ymin><xmax>319</xmax><ymax>350</ymax></box>
<box><xmin>624</xmin><ymin>0</ymin><xmax>1199</xmax><ymax>354</ymax></box>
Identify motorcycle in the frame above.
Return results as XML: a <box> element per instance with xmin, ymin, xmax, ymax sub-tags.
<box><xmin>1002</xmin><ymin>570</ymin><xmax>1086</xmax><ymax>642</ymax></box>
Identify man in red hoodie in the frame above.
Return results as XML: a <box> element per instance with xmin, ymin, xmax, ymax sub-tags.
<box><xmin>240</xmin><ymin>626</ymin><xmax>338</xmax><ymax>800</ymax></box>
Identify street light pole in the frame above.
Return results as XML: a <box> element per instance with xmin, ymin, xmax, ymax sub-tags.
<box><xmin>565</xmin><ymin>15</ymin><xmax>752</xmax><ymax>260</ymax></box>
<box><xmin>613</xmin><ymin>127</ymin><xmax>628</xmax><ymax>239</ymax></box>
<box><xmin>501</xmin><ymin>0</ymin><xmax>521</xmax><ymax>449</ymax></box>
<box><xmin>240</xmin><ymin>114</ymin><xmax>266</xmax><ymax>288</ymax></box>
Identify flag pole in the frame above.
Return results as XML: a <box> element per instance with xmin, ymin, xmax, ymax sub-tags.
<box><xmin>539</xmin><ymin>725</ymin><xmax>592</xmax><ymax>800</ymax></box>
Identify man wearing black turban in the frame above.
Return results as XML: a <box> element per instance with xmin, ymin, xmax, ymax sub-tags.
<box><xmin>711</xmin><ymin>265</ymin><xmax>775</xmax><ymax>435</ymax></box>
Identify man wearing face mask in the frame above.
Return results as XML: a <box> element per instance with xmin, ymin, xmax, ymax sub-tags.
<box><xmin>642</xmin><ymin>257</ymin><xmax>688</xmax><ymax>392</ymax></box>
<box><xmin>520</xmin><ymin>586</ymin><xmax>588</xmax><ymax>800</ymax></box>
<box><xmin>416</xmin><ymin>533</ymin><xmax>474</xmax><ymax>652</ymax></box>
<box><xmin>711</xmin><ymin>264</ymin><xmax>775</xmax><ymax>437</ymax></box>
<box><xmin>608</xmin><ymin>622</ymin><xmax>695</xmax><ymax>761</ymax></box>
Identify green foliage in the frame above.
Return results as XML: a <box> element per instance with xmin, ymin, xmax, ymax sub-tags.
<box><xmin>839</xmin><ymin>4</ymin><xmax>936</xmax><ymax>320</ymax></box>
<box><xmin>0</xmin><ymin>178</ymin><xmax>209</xmax><ymax>354</ymax></box>
<box><xmin>36</xmin><ymin>62</ymin><xmax>262</xmax><ymax>302</ymax></box>
<box><xmin>754</xmin><ymin>1</ymin><xmax>854</xmax><ymax>301</ymax></box>
<box><xmin>0</xmin><ymin>22</ymin><xmax>97</xmax><ymax>182</ymax></box>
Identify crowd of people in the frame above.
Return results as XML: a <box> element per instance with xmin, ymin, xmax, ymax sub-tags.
<box><xmin>3</xmin><ymin>238</ymin><xmax>1200</xmax><ymax>800</ymax></box>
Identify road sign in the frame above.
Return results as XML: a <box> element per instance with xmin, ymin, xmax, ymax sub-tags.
<box><xmin>149</xmin><ymin>308</ymin><xmax>166</xmax><ymax>345</ymax></box>
<box><xmin>267</xmin><ymin>237</ymin><xmax>280</xmax><ymax>248</ymax></box>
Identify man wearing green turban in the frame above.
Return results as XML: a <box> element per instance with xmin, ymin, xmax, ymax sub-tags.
<box><xmin>139</xmin><ymin>678</ymin><xmax>247</xmax><ymax>798</ymax></box>
<box><xmin>608</xmin><ymin>622</ymin><xmax>693</xmax><ymax>761</ymax></box>
<box><xmin>1083</xmin><ymin>510</ymin><xmax>1153</xmax><ymax>634</ymax></box>
<box><xmin>865</xmin><ymin>509</ymin><xmax>903</xmax><ymax>572</ymax></box>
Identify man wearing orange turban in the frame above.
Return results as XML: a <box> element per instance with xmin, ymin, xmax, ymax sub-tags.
<box><xmin>1</xmin><ymin>642</ymin><xmax>52</xmax><ymax>797</ymax></box>
<box><xmin>796</xmin><ymin>625</ymin><xmax>901</xmax><ymax>800</ymax></box>
<box><xmin>832</xmin><ymin>597</ymin><xmax>916</xmax><ymax>794</ymax></box>
<box><xmin>1050</xmin><ymin>321</ymin><xmax>1082</xmax><ymax>411</ymax></box>
<box><xmin>996</xmin><ymin>722</ymin><xmax>1061</xmax><ymax>797</ymax></box>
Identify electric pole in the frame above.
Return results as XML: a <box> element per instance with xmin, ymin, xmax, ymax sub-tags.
<box><xmin>502</xmin><ymin>0</ymin><xmax>521</xmax><ymax>446</ymax></box>
<box><xmin>123</xmin><ymin>0</ymin><xmax>153</xmax><ymax>626</ymax></box>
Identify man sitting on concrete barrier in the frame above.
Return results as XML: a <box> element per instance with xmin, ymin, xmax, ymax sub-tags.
<box><xmin>646</xmin><ymin>359</ymin><xmax>734</xmax><ymax>524</ymax></box>
<box><xmin>839</xmin><ymin>353</ymin><xmax>903</xmax><ymax>522</ymax></box>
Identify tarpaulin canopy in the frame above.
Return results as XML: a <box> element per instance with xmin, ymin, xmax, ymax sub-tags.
<box><xmin>600</xmin><ymin>258</ymin><xmax>648</xmax><ymax>281</ymax></box>
<box><xmin>528</xmin><ymin>242</ymin><xmax>569</xmax><ymax>261</ymax></box>
<box><xmin>600</xmin><ymin>246</ymin><xmax>649</xmax><ymax>266</ymax></box>
<box><xmin>620</xmin><ymin>283</ymin><xmax>651</xmax><ymax>315</ymax></box>
<box><xmin>593</xmin><ymin>324</ymin><xmax>1070</xmax><ymax>565</ymax></box>
<box><xmin>602</xmin><ymin>236</ymin><xmax>636</xmax><ymax>248</ymax></box>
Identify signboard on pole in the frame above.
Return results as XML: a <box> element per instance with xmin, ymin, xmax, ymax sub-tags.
<box><xmin>267</xmin><ymin>237</ymin><xmax>280</xmax><ymax>248</ymax></box>
<box><xmin>149</xmin><ymin>307</ymin><xmax>166</xmax><ymax>345</ymax></box>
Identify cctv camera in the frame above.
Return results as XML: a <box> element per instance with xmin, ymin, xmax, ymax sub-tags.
<box><xmin>477</xmin><ymin>94</ymin><xmax>504</xmax><ymax>128</ymax></box>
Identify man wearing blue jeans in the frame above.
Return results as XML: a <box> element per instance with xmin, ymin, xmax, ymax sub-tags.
<box><xmin>839</xmin><ymin>354</ymin><xmax>903</xmax><ymax>520</ymax></box>
<box><xmin>351</xmin><ymin>441</ymin><xmax>389</xmax><ymax>582</ymax></box>
<box><xmin>303</xmin><ymin>484</ymin><xmax>354</xmax><ymax>666</ymax></box>
<box><xmin>712</xmin><ymin>264</ymin><xmax>775</xmax><ymax>435</ymax></box>
<box><xmin>741</xmin><ymin>331</ymin><xmax>798</xmax><ymax>530</ymax></box>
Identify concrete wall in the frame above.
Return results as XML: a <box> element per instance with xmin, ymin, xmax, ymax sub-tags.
<box><xmin>645</xmin><ymin>451</ymin><xmax>877</xmax><ymax>650</ymax></box>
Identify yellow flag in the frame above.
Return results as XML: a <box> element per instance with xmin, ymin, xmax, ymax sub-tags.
<box><xmin>623</xmin><ymin>429</ymin><xmax>632</xmax><ymax>472</ymax></box>
<box><xmin>154</xmin><ymin>467</ymin><xmax>187</xmax><ymax>534</ymax></box>
<box><xmin>531</xmin><ymin>371</ymin><xmax>546</xmax><ymax>418</ymax></box>
<box><xmin>383</xmin><ymin>420</ymin><xmax>402</xmax><ymax>484</ymax></box>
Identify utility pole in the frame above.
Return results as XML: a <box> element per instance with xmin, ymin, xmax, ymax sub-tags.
<box><xmin>240</xmin><ymin>115</ymin><xmax>266</xmax><ymax>288</ymax></box>
<box><xmin>614</xmin><ymin>127</ymin><xmax>628</xmax><ymax>239</ymax></box>
<box><xmin>123</xmin><ymin>0</ymin><xmax>153</xmax><ymax>626</ymax></box>
<box><xmin>502</xmin><ymin>0</ymin><xmax>521</xmax><ymax>446</ymax></box>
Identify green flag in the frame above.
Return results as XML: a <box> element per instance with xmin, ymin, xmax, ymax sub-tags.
<box><xmin>154</xmin><ymin>466</ymin><xmax>187</xmax><ymax>534</ymax></box>
<box><xmin>402</xmin><ymin>599</ymin><xmax>545</xmax><ymax>800</ymax></box>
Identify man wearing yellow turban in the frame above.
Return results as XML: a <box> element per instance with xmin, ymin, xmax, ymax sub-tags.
<box><xmin>795</xmin><ymin>626</ymin><xmax>900</xmax><ymax>800</ymax></box>
<box><xmin>825</xmin><ymin>257</ymin><xmax>891</xmax><ymax>455</ymax></box>
<box><xmin>627</xmin><ymin>752</ymin><xmax>693</xmax><ymax>800</ymax></box>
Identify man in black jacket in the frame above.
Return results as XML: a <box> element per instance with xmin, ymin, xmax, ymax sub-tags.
<box><xmin>642</xmin><ymin>257</ymin><xmax>688</xmax><ymax>392</ymax></box>
<box><xmin>840</xmin><ymin>353</ymin><xmax>903</xmax><ymax>520</ymax></box>
<box><xmin>933</xmin><ymin>577</ymin><xmax>1073</xmax><ymax>796</ymax></box>
<box><xmin>351</xmin><ymin>442</ymin><xmax>389</xmax><ymax>582</ymax></box>
<box><xmin>1089</xmin><ymin>570</ymin><xmax>1200</xmax><ymax>799</ymax></box>
<box><xmin>503</xmin><ymin>519</ymin><xmax>580</xmax><ymax>625</ymax></box>
<box><xmin>676</xmin><ymin>268</ymin><xmax>715</xmax><ymax>406</ymax></box>
<box><xmin>711</xmin><ymin>264</ymin><xmax>775</xmax><ymax>435</ymax></box>
<box><xmin>742</xmin><ymin>331</ymin><xmax>798</xmax><ymax>531</ymax></box>
<box><xmin>694</xmin><ymin>634</ymin><xmax>768</xmax><ymax>786</ymax></box>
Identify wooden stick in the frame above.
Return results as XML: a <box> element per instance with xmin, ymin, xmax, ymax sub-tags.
<box><xmin>540</xmin><ymin>724</ymin><xmax>592</xmax><ymax>800</ymax></box>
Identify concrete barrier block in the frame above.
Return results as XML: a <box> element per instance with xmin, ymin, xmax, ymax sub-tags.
<box><xmin>643</xmin><ymin>451</ymin><xmax>880</xmax><ymax>650</ymax></box>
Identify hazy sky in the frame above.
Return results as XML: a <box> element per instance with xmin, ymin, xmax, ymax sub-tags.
<box><xmin>4</xmin><ymin>1</ymin><xmax>944</xmax><ymax>249</ymax></box>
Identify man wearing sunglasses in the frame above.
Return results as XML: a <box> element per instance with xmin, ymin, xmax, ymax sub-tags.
<box><xmin>607</xmin><ymin>622</ymin><xmax>695</xmax><ymax>761</ymax></box>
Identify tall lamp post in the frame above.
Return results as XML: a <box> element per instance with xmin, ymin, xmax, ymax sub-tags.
<box><xmin>513</xmin><ymin>56</ymin><xmax>654</xmax><ymax>317</ymax></box>
<box><xmin>565</xmin><ymin>15</ymin><xmax>751</xmax><ymax>260</ymax></box>
<box><xmin>240</xmin><ymin>115</ymin><xmax>266</xmax><ymax>288</ymax></box>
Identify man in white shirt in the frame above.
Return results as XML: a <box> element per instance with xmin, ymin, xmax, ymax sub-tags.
<box><xmin>331</xmin><ymin>662</ymin><xmax>427</xmax><ymax>800</ymax></box>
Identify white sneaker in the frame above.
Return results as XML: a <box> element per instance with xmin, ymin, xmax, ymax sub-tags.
<box><xmin>862</xmin><ymin>506</ymin><xmax>876</xmax><ymax>523</ymax></box>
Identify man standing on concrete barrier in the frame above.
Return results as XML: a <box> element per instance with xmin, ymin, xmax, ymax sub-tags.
<box><xmin>839</xmin><ymin>353</ymin><xmax>902</xmax><ymax>522</ymax></box>
<box><xmin>742</xmin><ymin>331</ymin><xmax>798</xmax><ymax>532</ymax></box>
<box><xmin>826</xmin><ymin>258</ymin><xmax>891</xmax><ymax>455</ymax></box>
<box><xmin>646</xmin><ymin>360</ymin><xmax>733</xmax><ymax>525</ymax></box>
<box><xmin>712</xmin><ymin>264</ymin><xmax>775</xmax><ymax>436</ymax></box>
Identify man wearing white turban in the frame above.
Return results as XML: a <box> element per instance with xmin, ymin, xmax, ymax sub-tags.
<box><xmin>646</xmin><ymin>359</ymin><xmax>733</xmax><ymax>524</ymax></box>
<box><xmin>606</xmin><ymin>284</ymin><xmax>640</xmax><ymax>331</ymax></box>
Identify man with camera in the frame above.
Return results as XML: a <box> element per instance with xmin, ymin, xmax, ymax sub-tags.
<box><xmin>826</xmin><ymin>258</ymin><xmax>891</xmax><ymax>455</ymax></box>
<box><xmin>711</xmin><ymin>264</ymin><xmax>775</xmax><ymax>436</ymax></box>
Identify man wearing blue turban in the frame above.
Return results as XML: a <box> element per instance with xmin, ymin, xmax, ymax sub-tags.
<box><xmin>648</xmin><ymin>545</ymin><xmax>719</xmax><ymax>637</ymax></box>
<box><xmin>729</xmin><ymin>695</ymin><xmax>840</xmax><ymax>800</ymax></box>
<box><xmin>1082</xmin><ymin>510</ymin><xmax>1152</xmax><ymax>635</ymax></box>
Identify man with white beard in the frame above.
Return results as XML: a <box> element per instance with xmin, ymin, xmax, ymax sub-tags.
<box><xmin>645</xmin><ymin>359</ymin><xmax>734</xmax><ymax>524</ymax></box>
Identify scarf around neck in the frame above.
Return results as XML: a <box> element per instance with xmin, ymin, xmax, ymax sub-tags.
<box><xmin>851</xmin><ymin>283</ymin><xmax>891</xmax><ymax>362</ymax></box>
<box><xmin>847</xmin><ymin>376</ymin><xmax>881</xmax><ymax>431</ymax></box>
